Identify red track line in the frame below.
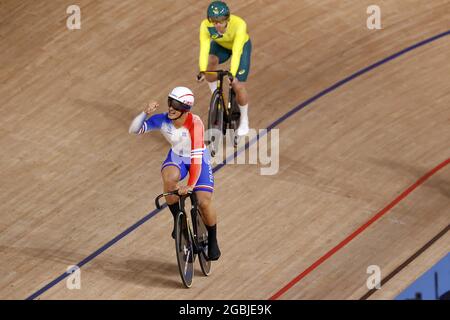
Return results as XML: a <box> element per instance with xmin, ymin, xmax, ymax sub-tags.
<box><xmin>269</xmin><ymin>157</ymin><xmax>450</xmax><ymax>300</ymax></box>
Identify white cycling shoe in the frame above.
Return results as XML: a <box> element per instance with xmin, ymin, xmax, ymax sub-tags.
<box><xmin>237</xmin><ymin>119</ymin><xmax>249</xmax><ymax>136</ymax></box>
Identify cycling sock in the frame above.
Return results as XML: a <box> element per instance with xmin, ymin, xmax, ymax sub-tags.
<box><xmin>238</xmin><ymin>104</ymin><xmax>248</xmax><ymax>122</ymax></box>
<box><xmin>168</xmin><ymin>203</ymin><xmax>180</xmax><ymax>239</ymax></box>
<box><xmin>206</xmin><ymin>224</ymin><xmax>217</xmax><ymax>242</ymax></box>
<box><xmin>207</xmin><ymin>81</ymin><xmax>217</xmax><ymax>93</ymax></box>
<box><xmin>168</xmin><ymin>203</ymin><xmax>180</xmax><ymax>221</ymax></box>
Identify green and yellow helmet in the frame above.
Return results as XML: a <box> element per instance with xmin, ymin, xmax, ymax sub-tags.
<box><xmin>207</xmin><ymin>1</ymin><xmax>230</xmax><ymax>22</ymax></box>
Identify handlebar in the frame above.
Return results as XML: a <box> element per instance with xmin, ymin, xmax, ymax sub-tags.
<box><xmin>198</xmin><ymin>70</ymin><xmax>233</xmax><ymax>82</ymax></box>
<box><xmin>155</xmin><ymin>190</ymin><xmax>198</xmax><ymax>210</ymax></box>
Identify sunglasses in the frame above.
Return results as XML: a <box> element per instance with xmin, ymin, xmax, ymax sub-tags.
<box><xmin>168</xmin><ymin>97</ymin><xmax>189</xmax><ymax>112</ymax></box>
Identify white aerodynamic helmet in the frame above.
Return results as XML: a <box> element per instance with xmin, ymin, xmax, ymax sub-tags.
<box><xmin>167</xmin><ymin>86</ymin><xmax>194</xmax><ymax>112</ymax></box>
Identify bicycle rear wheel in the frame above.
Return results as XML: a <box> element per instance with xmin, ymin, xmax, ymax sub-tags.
<box><xmin>175</xmin><ymin>212</ymin><xmax>194</xmax><ymax>288</ymax></box>
<box><xmin>207</xmin><ymin>90</ymin><xmax>224</xmax><ymax>157</ymax></box>
<box><xmin>229</xmin><ymin>89</ymin><xmax>241</xmax><ymax>146</ymax></box>
<box><xmin>193</xmin><ymin>209</ymin><xmax>211</xmax><ymax>276</ymax></box>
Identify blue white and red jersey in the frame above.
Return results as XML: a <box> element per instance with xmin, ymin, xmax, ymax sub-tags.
<box><xmin>135</xmin><ymin>112</ymin><xmax>209</xmax><ymax>188</ymax></box>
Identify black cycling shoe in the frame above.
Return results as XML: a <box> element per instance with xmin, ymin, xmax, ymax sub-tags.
<box><xmin>207</xmin><ymin>240</ymin><xmax>221</xmax><ymax>261</ymax></box>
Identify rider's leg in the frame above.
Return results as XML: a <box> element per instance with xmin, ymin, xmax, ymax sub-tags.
<box><xmin>205</xmin><ymin>42</ymin><xmax>231</xmax><ymax>93</ymax></box>
<box><xmin>233</xmin><ymin>81</ymin><xmax>248</xmax><ymax>106</ymax></box>
<box><xmin>196</xmin><ymin>190</ymin><xmax>217</xmax><ymax>226</ymax></box>
<box><xmin>161</xmin><ymin>165</ymin><xmax>181</xmax><ymax>238</ymax></box>
<box><xmin>205</xmin><ymin>55</ymin><xmax>219</xmax><ymax>93</ymax></box>
<box><xmin>233</xmin><ymin>80</ymin><xmax>249</xmax><ymax>136</ymax></box>
<box><xmin>233</xmin><ymin>40</ymin><xmax>251</xmax><ymax>136</ymax></box>
<box><xmin>195</xmin><ymin>190</ymin><xmax>221</xmax><ymax>260</ymax></box>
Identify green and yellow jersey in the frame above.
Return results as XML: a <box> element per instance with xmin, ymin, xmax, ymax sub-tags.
<box><xmin>199</xmin><ymin>14</ymin><xmax>250</xmax><ymax>77</ymax></box>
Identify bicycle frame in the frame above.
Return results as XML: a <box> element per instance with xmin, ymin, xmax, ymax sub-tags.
<box><xmin>155</xmin><ymin>191</ymin><xmax>201</xmax><ymax>250</ymax></box>
<box><xmin>204</xmin><ymin>70</ymin><xmax>235</xmax><ymax>121</ymax></box>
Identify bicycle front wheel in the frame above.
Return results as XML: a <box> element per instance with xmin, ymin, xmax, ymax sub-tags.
<box><xmin>207</xmin><ymin>90</ymin><xmax>224</xmax><ymax>157</ymax></box>
<box><xmin>175</xmin><ymin>212</ymin><xmax>194</xmax><ymax>288</ymax></box>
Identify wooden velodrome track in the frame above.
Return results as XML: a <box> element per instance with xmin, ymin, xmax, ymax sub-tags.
<box><xmin>0</xmin><ymin>0</ymin><xmax>449</xmax><ymax>300</ymax></box>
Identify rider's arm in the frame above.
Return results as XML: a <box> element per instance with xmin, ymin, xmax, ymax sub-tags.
<box><xmin>187</xmin><ymin>115</ymin><xmax>205</xmax><ymax>187</ymax></box>
<box><xmin>129</xmin><ymin>112</ymin><xmax>165</xmax><ymax>134</ymax></box>
<box><xmin>230</xmin><ymin>19</ymin><xmax>247</xmax><ymax>77</ymax></box>
<box><xmin>129</xmin><ymin>112</ymin><xmax>147</xmax><ymax>134</ymax></box>
<box><xmin>199</xmin><ymin>20</ymin><xmax>211</xmax><ymax>73</ymax></box>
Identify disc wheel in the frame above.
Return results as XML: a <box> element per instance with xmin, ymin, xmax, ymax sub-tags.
<box><xmin>175</xmin><ymin>212</ymin><xmax>194</xmax><ymax>288</ymax></box>
<box><xmin>207</xmin><ymin>90</ymin><xmax>224</xmax><ymax>157</ymax></box>
<box><xmin>229</xmin><ymin>89</ymin><xmax>241</xmax><ymax>147</ymax></box>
